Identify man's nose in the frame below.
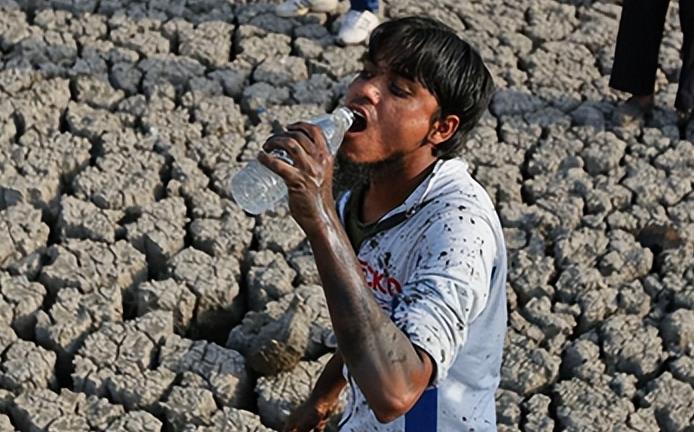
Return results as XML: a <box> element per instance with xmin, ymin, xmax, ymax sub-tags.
<box><xmin>352</xmin><ymin>75</ymin><xmax>382</xmax><ymax>105</ymax></box>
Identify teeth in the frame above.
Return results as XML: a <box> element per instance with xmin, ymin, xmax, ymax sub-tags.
<box><xmin>351</xmin><ymin>109</ymin><xmax>365</xmax><ymax>119</ymax></box>
<box><xmin>349</xmin><ymin>109</ymin><xmax>367</xmax><ymax>132</ymax></box>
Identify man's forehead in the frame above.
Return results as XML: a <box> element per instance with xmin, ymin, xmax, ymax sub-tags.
<box><xmin>362</xmin><ymin>59</ymin><xmax>416</xmax><ymax>82</ymax></box>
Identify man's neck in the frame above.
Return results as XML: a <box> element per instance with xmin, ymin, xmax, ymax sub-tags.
<box><xmin>360</xmin><ymin>154</ymin><xmax>438</xmax><ymax>224</ymax></box>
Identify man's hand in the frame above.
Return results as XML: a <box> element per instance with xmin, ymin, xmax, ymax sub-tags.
<box><xmin>284</xmin><ymin>352</ymin><xmax>346</xmax><ymax>432</ymax></box>
<box><xmin>283</xmin><ymin>396</ymin><xmax>339</xmax><ymax>432</ymax></box>
<box><xmin>258</xmin><ymin>122</ymin><xmax>335</xmax><ymax>235</ymax></box>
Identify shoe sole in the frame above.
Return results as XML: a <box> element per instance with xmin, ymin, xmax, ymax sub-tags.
<box><xmin>613</xmin><ymin>104</ymin><xmax>653</xmax><ymax>128</ymax></box>
<box><xmin>336</xmin><ymin>37</ymin><xmax>367</xmax><ymax>46</ymax></box>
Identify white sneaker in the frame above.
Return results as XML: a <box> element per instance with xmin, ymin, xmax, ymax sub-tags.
<box><xmin>337</xmin><ymin>10</ymin><xmax>380</xmax><ymax>45</ymax></box>
<box><xmin>276</xmin><ymin>0</ymin><xmax>338</xmax><ymax>17</ymax></box>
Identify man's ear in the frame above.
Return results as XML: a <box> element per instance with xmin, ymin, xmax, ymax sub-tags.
<box><xmin>427</xmin><ymin>114</ymin><xmax>460</xmax><ymax>147</ymax></box>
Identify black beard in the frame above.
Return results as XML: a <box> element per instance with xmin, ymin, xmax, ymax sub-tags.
<box><xmin>334</xmin><ymin>134</ymin><xmax>431</xmax><ymax>187</ymax></box>
<box><xmin>333</xmin><ymin>151</ymin><xmax>370</xmax><ymax>192</ymax></box>
<box><xmin>336</xmin><ymin>149</ymin><xmax>406</xmax><ymax>175</ymax></box>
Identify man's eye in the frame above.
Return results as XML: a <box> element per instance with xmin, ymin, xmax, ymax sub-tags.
<box><xmin>389</xmin><ymin>82</ymin><xmax>408</xmax><ymax>97</ymax></box>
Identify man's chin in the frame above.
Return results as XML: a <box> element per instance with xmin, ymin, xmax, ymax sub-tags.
<box><xmin>334</xmin><ymin>151</ymin><xmax>370</xmax><ymax>188</ymax></box>
<box><xmin>335</xmin><ymin>150</ymin><xmax>376</xmax><ymax>175</ymax></box>
<box><xmin>336</xmin><ymin>148</ymin><xmax>365</xmax><ymax>165</ymax></box>
<box><xmin>337</xmin><ymin>137</ymin><xmax>374</xmax><ymax>162</ymax></box>
<box><xmin>336</xmin><ymin>150</ymin><xmax>397</xmax><ymax>173</ymax></box>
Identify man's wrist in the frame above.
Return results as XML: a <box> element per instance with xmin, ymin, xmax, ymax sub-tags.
<box><xmin>303</xmin><ymin>202</ymin><xmax>340</xmax><ymax>239</ymax></box>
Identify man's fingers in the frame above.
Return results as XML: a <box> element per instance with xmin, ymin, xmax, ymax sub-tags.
<box><xmin>264</xmin><ymin>123</ymin><xmax>322</xmax><ymax>157</ymax></box>
<box><xmin>262</xmin><ymin>134</ymin><xmax>318</xmax><ymax>174</ymax></box>
<box><xmin>283</xmin><ymin>130</ymin><xmax>317</xmax><ymax>156</ymax></box>
<box><xmin>281</xmin><ymin>137</ymin><xmax>314</xmax><ymax>167</ymax></box>
<box><xmin>263</xmin><ymin>133</ymin><xmax>306</xmax><ymax>159</ymax></box>
<box><xmin>258</xmin><ymin>148</ymin><xmax>322</xmax><ymax>193</ymax></box>
<box><xmin>257</xmin><ymin>150</ymin><xmax>299</xmax><ymax>181</ymax></box>
<box><xmin>286</xmin><ymin>121</ymin><xmax>323</xmax><ymax>144</ymax></box>
<box><xmin>287</xmin><ymin>122</ymin><xmax>328</xmax><ymax>153</ymax></box>
<box><xmin>262</xmin><ymin>134</ymin><xmax>295</xmax><ymax>154</ymax></box>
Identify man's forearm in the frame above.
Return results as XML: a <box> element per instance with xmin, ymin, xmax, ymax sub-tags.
<box><xmin>308</xmin><ymin>351</ymin><xmax>346</xmax><ymax>407</ymax></box>
<box><xmin>306</xmin><ymin>211</ymin><xmax>431</xmax><ymax>420</ymax></box>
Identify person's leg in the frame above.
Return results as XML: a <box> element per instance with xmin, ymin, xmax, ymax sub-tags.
<box><xmin>610</xmin><ymin>0</ymin><xmax>670</xmax><ymax>97</ymax></box>
<box><xmin>675</xmin><ymin>0</ymin><xmax>694</xmax><ymax>113</ymax></box>
<box><xmin>276</xmin><ymin>0</ymin><xmax>337</xmax><ymax>18</ymax></box>
<box><xmin>350</xmin><ymin>0</ymin><xmax>379</xmax><ymax>12</ymax></box>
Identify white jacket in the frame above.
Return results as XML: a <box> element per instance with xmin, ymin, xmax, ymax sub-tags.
<box><xmin>335</xmin><ymin>158</ymin><xmax>507</xmax><ymax>432</ymax></box>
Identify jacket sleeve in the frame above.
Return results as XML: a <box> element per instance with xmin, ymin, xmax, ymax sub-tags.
<box><xmin>390</xmin><ymin>211</ymin><xmax>498</xmax><ymax>385</ymax></box>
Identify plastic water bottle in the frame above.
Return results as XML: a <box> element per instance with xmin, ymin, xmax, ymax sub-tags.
<box><xmin>230</xmin><ymin>107</ymin><xmax>354</xmax><ymax>215</ymax></box>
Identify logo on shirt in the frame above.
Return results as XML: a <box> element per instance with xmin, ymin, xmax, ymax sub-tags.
<box><xmin>358</xmin><ymin>258</ymin><xmax>402</xmax><ymax>295</ymax></box>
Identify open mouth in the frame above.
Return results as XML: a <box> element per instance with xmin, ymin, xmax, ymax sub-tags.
<box><xmin>349</xmin><ymin>109</ymin><xmax>367</xmax><ymax>133</ymax></box>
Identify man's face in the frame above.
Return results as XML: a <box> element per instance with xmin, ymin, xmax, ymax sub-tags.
<box><xmin>340</xmin><ymin>60</ymin><xmax>441</xmax><ymax>166</ymax></box>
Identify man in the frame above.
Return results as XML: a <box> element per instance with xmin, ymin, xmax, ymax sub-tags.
<box><xmin>259</xmin><ymin>17</ymin><xmax>507</xmax><ymax>431</ymax></box>
<box><xmin>276</xmin><ymin>0</ymin><xmax>380</xmax><ymax>45</ymax></box>
<box><xmin>611</xmin><ymin>0</ymin><xmax>693</xmax><ymax>127</ymax></box>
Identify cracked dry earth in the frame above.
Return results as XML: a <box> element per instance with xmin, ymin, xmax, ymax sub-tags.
<box><xmin>0</xmin><ymin>0</ymin><xmax>692</xmax><ymax>430</ymax></box>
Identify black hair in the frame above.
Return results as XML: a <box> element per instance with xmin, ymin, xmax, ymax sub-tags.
<box><xmin>367</xmin><ymin>16</ymin><xmax>494</xmax><ymax>159</ymax></box>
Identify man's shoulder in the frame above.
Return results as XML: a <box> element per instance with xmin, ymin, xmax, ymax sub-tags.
<box><xmin>423</xmin><ymin>158</ymin><xmax>497</xmax><ymax>219</ymax></box>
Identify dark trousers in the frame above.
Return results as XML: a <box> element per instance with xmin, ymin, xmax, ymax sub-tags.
<box><xmin>610</xmin><ymin>0</ymin><xmax>694</xmax><ymax>111</ymax></box>
<box><xmin>350</xmin><ymin>0</ymin><xmax>379</xmax><ymax>12</ymax></box>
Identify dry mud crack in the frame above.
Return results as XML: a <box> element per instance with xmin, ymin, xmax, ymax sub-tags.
<box><xmin>0</xmin><ymin>0</ymin><xmax>693</xmax><ymax>430</ymax></box>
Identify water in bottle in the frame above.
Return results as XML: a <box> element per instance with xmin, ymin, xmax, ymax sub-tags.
<box><xmin>230</xmin><ymin>107</ymin><xmax>355</xmax><ymax>214</ymax></box>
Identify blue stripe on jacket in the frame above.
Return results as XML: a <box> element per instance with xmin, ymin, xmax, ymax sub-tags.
<box><xmin>405</xmin><ymin>388</ymin><xmax>437</xmax><ymax>431</ymax></box>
